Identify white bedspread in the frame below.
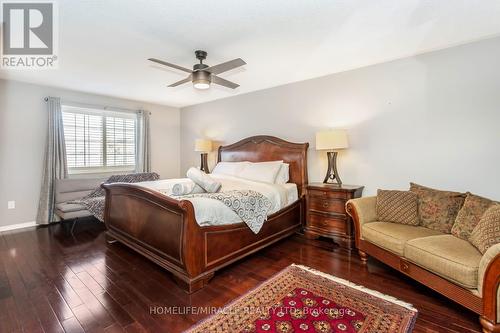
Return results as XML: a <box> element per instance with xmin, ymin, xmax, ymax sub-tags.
<box><xmin>136</xmin><ymin>174</ymin><xmax>298</xmax><ymax>228</ymax></box>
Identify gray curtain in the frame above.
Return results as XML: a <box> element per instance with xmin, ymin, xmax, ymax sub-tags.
<box><xmin>36</xmin><ymin>97</ymin><xmax>68</xmax><ymax>224</ymax></box>
<box><xmin>136</xmin><ymin>110</ymin><xmax>151</xmax><ymax>172</ymax></box>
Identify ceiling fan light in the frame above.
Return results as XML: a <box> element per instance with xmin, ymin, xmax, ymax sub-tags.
<box><xmin>192</xmin><ymin>70</ymin><xmax>211</xmax><ymax>90</ymax></box>
<box><xmin>193</xmin><ymin>81</ymin><xmax>210</xmax><ymax>90</ymax></box>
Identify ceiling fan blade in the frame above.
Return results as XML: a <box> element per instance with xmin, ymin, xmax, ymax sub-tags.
<box><xmin>204</xmin><ymin>58</ymin><xmax>246</xmax><ymax>75</ymax></box>
<box><xmin>168</xmin><ymin>75</ymin><xmax>192</xmax><ymax>87</ymax></box>
<box><xmin>148</xmin><ymin>58</ymin><xmax>193</xmax><ymax>74</ymax></box>
<box><xmin>212</xmin><ymin>75</ymin><xmax>239</xmax><ymax>89</ymax></box>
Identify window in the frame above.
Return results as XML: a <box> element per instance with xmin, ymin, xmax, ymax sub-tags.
<box><xmin>62</xmin><ymin>105</ymin><xmax>137</xmax><ymax>174</ymax></box>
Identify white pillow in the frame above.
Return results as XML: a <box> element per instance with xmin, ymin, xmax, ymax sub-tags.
<box><xmin>239</xmin><ymin>161</ymin><xmax>283</xmax><ymax>183</ymax></box>
<box><xmin>275</xmin><ymin>163</ymin><xmax>290</xmax><ymax>184</ymax></box>
<box><xmin>212</xmin><ymin>161</ymin><xmax>249</xmax><ymax>177</ymax></box>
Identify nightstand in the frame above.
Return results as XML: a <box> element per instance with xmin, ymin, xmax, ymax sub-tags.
<box><xmin>304</xmin><ymin>183</ymin><xmax>364</xmax><ymax>250</ymax></box>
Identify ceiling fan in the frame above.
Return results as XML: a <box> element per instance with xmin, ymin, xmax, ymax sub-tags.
<box><xmin>148</xmin><ymin>50</ymin><xmax>246</xmax><ymax>90</ymax></box>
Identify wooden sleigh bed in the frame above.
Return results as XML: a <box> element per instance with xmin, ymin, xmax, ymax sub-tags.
<box><xmin>103</xmin><ymin>135</ymin><xmax>309</xmax><ymax>293</ymax></box>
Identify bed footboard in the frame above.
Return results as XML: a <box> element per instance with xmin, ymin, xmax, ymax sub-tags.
<box><xmin>103</xmin><ymin>183</ymin><xmax>211</xmax><ymax>292</ymax></box>
<box><xmin>103</xmin><ymin>183</ymin><xmax>303</xmax><ymax>293</ymax></box>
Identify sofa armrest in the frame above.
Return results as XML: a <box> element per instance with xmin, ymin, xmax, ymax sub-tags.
<box><xmin>346</xmin><ymin>196</ymin><xmax>377</xmax><ymax>247</ymax></box>
<box><xmin>346</xmin><ymin>196</ymin><xmax>377</xmax><ymax>227</ymax></box>
<box><xmin>478</xmin><ymin>243</ymin><xmax>500</xmax><ymax>325</ymax></box>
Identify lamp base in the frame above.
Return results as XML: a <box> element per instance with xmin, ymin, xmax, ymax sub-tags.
<box><xmin>323</xmin><ymin>151</ymin><xmax>342</xmax><ymax>185</ymax></box>
<box><xmin>200</xmin><ymin>153</ymin><xmax>209</xmax><ymax>173</ymax></box>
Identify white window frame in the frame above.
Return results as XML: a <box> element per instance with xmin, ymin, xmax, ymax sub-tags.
<box><xmin>62</xmin><ymin>104</ymin><xmax>138</xmax><ymax>175</ymax></box>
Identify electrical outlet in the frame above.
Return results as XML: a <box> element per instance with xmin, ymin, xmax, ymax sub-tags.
<box><xmin>7</xmin><ymin>201</ymin><xmax>15</xmax><ymax>209</ymax></box>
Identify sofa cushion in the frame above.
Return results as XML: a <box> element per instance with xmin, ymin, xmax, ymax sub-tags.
<box><xmin>362</xmin><ymin>222</ymin><xmax>443</xmax><ymax>256</ymax></box>
<box><xmin>469</xmin><ymin>204</ymin><xmax>500</xmax><ymax>254</ymax></box>
<box><xmin>376</xmin><ymin>190</ymin><xmax>419</xmax><ymax>226</ymax></box>
<box><xmin>409</xmin><ymin>183</ymin><xmax>466</xmax><ymax>233</ymax></box>
<box><xmin>405</xmin><ymin>235</ymin><xmax>482</xmax><ymax>289</ymax></box>
<box><xmin>55</xmin><ymin>209</ymin><xmax>92</xmax><ymax>220</ymax></box>
<box><xmin>56</xmin><ymin>202</ymin><xmax>86</xmax><ymax>213</ymax></box>
<box><xmin>451</xmin><ymin>193</ymin><xmax>496</xmax><ymax>240</ymax></box>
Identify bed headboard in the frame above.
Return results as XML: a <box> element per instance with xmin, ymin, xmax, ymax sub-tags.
<box><xmin>217</xmin><ymin>135</ymin><xmax>309</xmax><ymax>196</ymax></box>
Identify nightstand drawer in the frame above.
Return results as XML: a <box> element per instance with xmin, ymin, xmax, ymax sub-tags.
<box><xmin>308</xmin><ymin>197</ymin><xmax>346</xmax><ymax>214</ymax></box>
<box><xmin>308</xmin><ymin>188</ymin><xmax>348</xmax><ymax>200</ymax></box>
<box><xmin>308</xmin><ymin>213</ymin><xmax>347</xmax><ymax>233</ymax></box>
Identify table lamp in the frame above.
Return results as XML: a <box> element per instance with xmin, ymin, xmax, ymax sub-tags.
<box><xmin>194</xmin><ymin>139</ymin><xmax>213</xmax><ymax>173</ymax></box>
<box><xmin>316</xmin><ymin>130</ymin><xmax>349</xmax><ymax>185</ymax></box>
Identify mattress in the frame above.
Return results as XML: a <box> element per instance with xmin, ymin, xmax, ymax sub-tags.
<box><xmin>137</xmin><ymin>174</ymin><xmax>298</xmax><ymax>227</ymax></box>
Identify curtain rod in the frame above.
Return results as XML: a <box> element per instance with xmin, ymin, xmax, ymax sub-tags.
<box><xmin>43</xmin><ymin>97</ymin><xmax>151</xmax><ymax>115</ymax></box>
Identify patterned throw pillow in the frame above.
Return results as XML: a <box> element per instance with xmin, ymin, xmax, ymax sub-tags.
<box><xmin>451</xmin><ymin>193</ymin><xmax>496</xmax><ymax>240</ymax></box>
<box><xmin>469</xmin><ymin>205</ymin><xmax>500</xmax><ymax>254</ymax></box>
<box><xmin>409</xmin><ymin>183</ymin><xmax>466</xmax><ymax>233</ymax></box>
<box><xmin>376</xmin><ymin>190</ymin><xmax>419</xmax><ymax>225</ymax></box>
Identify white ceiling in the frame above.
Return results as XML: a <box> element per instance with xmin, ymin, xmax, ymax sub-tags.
<box><xmin>2</xmin><ymin>0</ymin><xmax>500</xmax><ymax>107</ymax></box>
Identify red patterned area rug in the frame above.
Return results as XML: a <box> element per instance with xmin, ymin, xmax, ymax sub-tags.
<box><xmin>185</xmin><ymin>264</ymin><xmax>417</xmax><ymax>333</ymax></box>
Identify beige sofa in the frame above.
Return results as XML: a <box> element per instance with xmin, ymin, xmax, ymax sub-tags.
<box><xmin>346</xmin><ymin>196</ymin><xmax>500</xmax><ymax>333</ymax></box>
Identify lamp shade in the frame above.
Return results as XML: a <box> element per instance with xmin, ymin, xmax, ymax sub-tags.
<box><xmin>194</xmin><ymin>139</ymin><xmax>213</xmax><ymax>152</ymax></box>
<box><xmin>316</xmin><ymin>130</ymin><xmax>349</xmax><ymax>150</ymax></box>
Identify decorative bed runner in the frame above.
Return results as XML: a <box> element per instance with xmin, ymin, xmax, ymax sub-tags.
<box><xmin>185</xmin><ymin>264</ymin><xmax>417</xmax><ymax>333</ymax></box>
<box><xmin>181</xmin><ymin>190</ymin><xmax>272</xmax><ymax>233</ymax></box>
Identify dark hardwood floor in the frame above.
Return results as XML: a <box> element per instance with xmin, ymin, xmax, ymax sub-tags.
<box><xmin>0</xmin><ymin>218</ymin><xmax>481</xmax><ymax>333</ymax></box>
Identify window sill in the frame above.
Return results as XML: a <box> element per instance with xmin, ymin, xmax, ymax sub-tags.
<box><xmin>68</xmin><ymin>166</ymin><xmax>136</xmax><ymax>176</ymax></box>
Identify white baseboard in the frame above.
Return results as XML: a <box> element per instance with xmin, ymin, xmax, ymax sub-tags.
<box><xmin>0</xmin><ymin>221</ymin><xmax>37</xmax><ymax>233</ymax></box>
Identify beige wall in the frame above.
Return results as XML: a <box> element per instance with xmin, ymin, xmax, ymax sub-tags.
<box><xmin>0</xmin><ymin>79</ymin><xmax>180</xmax><ymax>228</ymax></box>
<box><xmin>181</xmin><ymin>36</ymin><xmax>500</xmax><ymax>199</ymax></box>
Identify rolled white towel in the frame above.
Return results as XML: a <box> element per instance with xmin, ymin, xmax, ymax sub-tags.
<box><xmin>186</xmin><ymin>167</ymin><xmax>222</xmax><ymax>193</ymax></box>
<box><xmin>172</xmin><ymin>182</ymin><xmax>205</xmax><ymax>196</ymax></box>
